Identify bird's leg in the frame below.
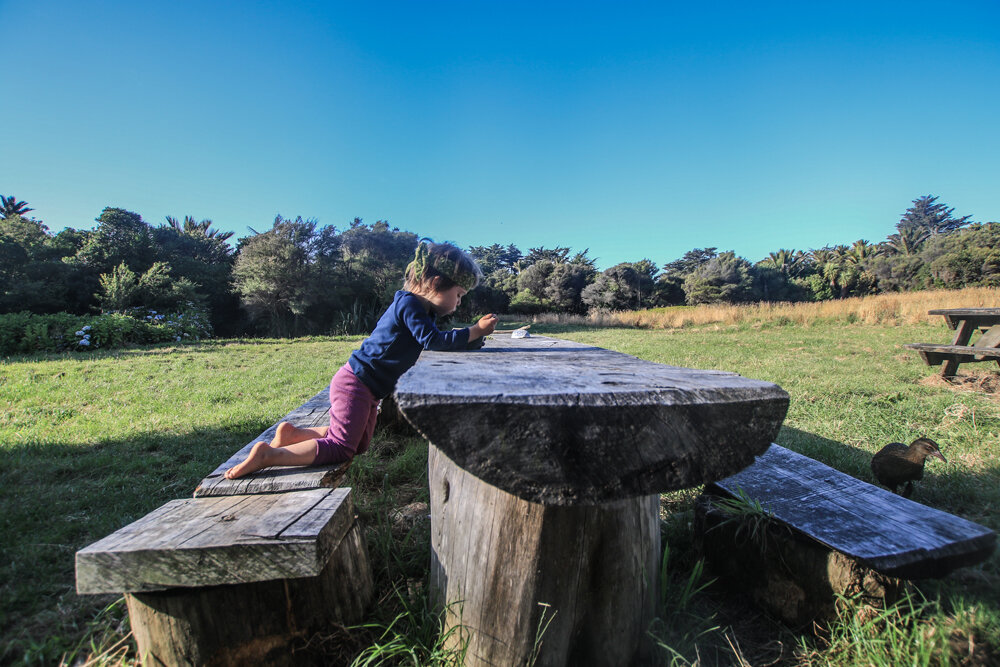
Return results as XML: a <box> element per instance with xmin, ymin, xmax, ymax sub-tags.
<box><xmin>903</xmin><ymin>481</ymin><xmax>914</xmax><ymax>498</ymax></box>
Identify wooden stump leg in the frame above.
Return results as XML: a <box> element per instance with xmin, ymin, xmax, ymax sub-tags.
<box><xmin>942</xmin><ymin>358</ymin><xmax>960</xmax><ymax>377</ymax></box>
<box><xmin>428</xmin><ymin>445</ymin><xmax>660</xmax><ymax>667</ymax></box>
<box><xmin>126</xmin><ymin>522</ymin><xmax>373</xmax><ymax>666</ymax></box>
<box><xmin>695</xmin><ymin>494</ymin><xmax>904</xmax><ymax>627</ymax></box>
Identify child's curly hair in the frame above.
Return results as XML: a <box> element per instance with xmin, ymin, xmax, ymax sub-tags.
<box><xmin>404</xmin><ymin>240</ymin><xmax>482</xmax><ymax>294</ymax></box>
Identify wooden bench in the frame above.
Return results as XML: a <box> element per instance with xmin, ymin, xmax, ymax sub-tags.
<box><xmin>697</xmin><ymin>444</ymin><xmax>996</xmax><ymax>626</ymax></box>
<box><xmin>76</xmin><ymin>393</ymin><xmax>373</xmax><ymax>665</ymax></box>
<box><xmin>906</xmin><ymin>308</ymin><xmax>1000</xmax><ymax>376</ymax></box>
<box><xmin>394</xmin><ymin>334</ymin><xmax>790</xmax><ymax>666</ymax></box>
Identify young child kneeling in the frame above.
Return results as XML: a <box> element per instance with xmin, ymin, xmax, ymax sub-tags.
<box><xmin>225</xmin><ymin>241</ymin><xmax>497</xmax><ymax>479</ymax></box>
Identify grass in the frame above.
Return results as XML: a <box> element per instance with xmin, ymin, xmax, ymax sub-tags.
<box><xmin>3</xmin><ymin>291</ymin><xmax>1000</xmax><ymax>664</ymax></box>
<box><xmin>530</xmin><ymin>285</ymin><xmax>1000</xmax><ymax>330</ymax></box>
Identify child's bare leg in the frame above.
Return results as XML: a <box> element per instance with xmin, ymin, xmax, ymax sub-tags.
<box><xmin>224</xmin><ymin>439</ymin><xmax>319</xmax><ymax>479</ymax></box>
<box><xmin>272</xmin><ymin>422</ymin><xmax>329</xmax><ymax>447</ymax></box>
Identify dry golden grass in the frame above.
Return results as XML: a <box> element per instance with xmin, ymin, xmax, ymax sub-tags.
<box><xmin>530</xmin><ymin>287</ymin><xmax>1000</xmax><ymax>329</ymax></box>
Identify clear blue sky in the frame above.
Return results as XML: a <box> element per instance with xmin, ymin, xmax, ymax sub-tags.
<box><xmin>3</xmin><ymin>1</ymin><xmax>999</xmax><ymax>269</ymax></box>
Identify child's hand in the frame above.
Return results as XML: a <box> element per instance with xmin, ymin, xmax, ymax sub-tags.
<box><xmin>471</xmin><ymin>313</ymin><xmax>498</xmax><ymax>339</ymax></box>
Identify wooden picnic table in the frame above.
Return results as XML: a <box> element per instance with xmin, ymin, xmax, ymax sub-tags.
<box><xmin>394</xmin><ymin>334</ymin><xmax>789</xmax><ymax>666</ymax></box>
<box><xmin>906</xmin><ymin>308</ymin><xmax>1000</xmax><ymax>376</ymax></box>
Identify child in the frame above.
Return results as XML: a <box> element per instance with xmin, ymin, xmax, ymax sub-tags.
<box><xmin>225</xmin><ymin>241</ymin><xmax>498</xmax><ymax>479</ymax></box>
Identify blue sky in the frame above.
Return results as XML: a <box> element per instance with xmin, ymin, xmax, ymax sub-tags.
<box><xmin>3</xmin><ymin>1</ymin><xmax>999</xmax><ymax>269</ymax></box>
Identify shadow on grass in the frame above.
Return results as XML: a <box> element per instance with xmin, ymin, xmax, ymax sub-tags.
<box><xmin>0</xmin><ymin>420</ymin><xmax>275</xmax><ymax>663</ymax></box>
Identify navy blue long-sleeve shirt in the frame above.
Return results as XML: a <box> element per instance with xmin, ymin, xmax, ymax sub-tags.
<box><xmin>348</xmin><ymin>290</ymin><xmax>471</xmax><ymax>398</ymax></box>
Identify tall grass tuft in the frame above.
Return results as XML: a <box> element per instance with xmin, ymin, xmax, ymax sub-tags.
<box><xmin>529</xmin><ymin>286</ymin><xmax>1000</xmax><ymax>330</ymax></box>
<box><xmin>796</xmin><ymin>591</ymin><xmax>1000</xmax><ymax>666</ymax></box>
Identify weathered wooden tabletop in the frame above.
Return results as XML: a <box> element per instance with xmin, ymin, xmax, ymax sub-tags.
<box><xmin>928</xmin><ymin>308</ymin><xmax>1000</xmax><ymax>333</ymax></box>
<box><xmin>395</xmin><ymin>334</ymin><xmax>789</xmax><ymax>504</ymax></box>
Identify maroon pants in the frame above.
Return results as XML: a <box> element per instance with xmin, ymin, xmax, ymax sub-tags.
<box><xmin>314</xmin><ymin>364</ymin><xmax>380</xmax><ymax>465</ymax></box>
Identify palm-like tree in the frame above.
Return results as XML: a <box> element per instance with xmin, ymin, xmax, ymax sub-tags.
<box><xmin>885</xmin><ymin>226</ymin><xmax>929</xmax><ymax>256</ymax></box>
<box><xmin>1</xmin><ymin>195</ymin><xmax>33</xmax><ymax>218</ymax></box>
<box><xmin>845</xmin><ymin>239</ymin><xmax>879</xmax><ymax>265</ymax></box>
<box><xmin>165</xmin><ymin>215</ymin><xmax>234</xmax><ymax>241</ymax></box>
<box><xmin>761</xmin><ymin>248</ymin><xmax>812</xmax><ymax>277</ymax></box>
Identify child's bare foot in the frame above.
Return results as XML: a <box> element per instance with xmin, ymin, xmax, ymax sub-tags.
<box><xmin>271</xmin><ymin>422</ymin><xmax>329</xmax><ymax>447</ymax></box>
<box><xmin>224</xmin><ymin>441</ymin><xmax>274</xmax><ymax>479</ymax></box>
<box><xmin>272</xmin><ymin>422</ymin><xmax>295</xmax><ymax>447</ymax></box>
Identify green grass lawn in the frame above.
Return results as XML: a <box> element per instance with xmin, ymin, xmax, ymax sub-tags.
<box><xmin>2</xmin><ymin>321</ymin><xmax>999</xmax><ymax>664</ymax></box>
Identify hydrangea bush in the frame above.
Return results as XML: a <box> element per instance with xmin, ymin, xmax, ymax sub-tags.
<box><xmin>0</xmin><ymin>304</ymin><xmax>213</xmax><ymax>356</ymax></box>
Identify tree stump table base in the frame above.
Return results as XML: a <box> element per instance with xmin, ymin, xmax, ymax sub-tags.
<box><xmin>430</xmin><ymin>445</ymin><xmax>659</xmax><ymax>666</ymax></box>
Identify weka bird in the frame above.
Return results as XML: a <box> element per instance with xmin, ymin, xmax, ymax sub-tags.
<box><xmin>871</xmin><ymin>437</ymin><xmax>947</xmax><ymax>498</ymax></box>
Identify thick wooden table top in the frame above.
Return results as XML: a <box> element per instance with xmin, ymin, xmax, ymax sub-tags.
<box><xmin>928</xmin><ymin>308</ymin><xmax>1000</xmax><ymax>330</ymax></box>
<box><xmin>395</xmin><ymin>334</ymin><xmax>789</xmax><ymax>505</ymax></box>
<box><xmin>928</xmin><ymin>308</ymin><xmax>1000</xmax><ymax>316</ymax></box>
<box><xmin>76</xmin><ymin>488</ymin><xmax>353</xmax><ymax>594</ymax></box>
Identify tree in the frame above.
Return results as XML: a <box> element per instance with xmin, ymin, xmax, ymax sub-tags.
<box><xmin>165</xmin><ymin>215</ymin><xmax>235</xmax><ymax>241</ymax></box>
<box><xmin>468</xmin><ymin>244</ymin><xmax>523</xmax><ymax>276</ymax></box>
<box><xmin>545</xmin><ymin>262</ymin><xmax>595</xmax><ymax>313</ymax></box>
<box><xmin>898</xmin><ymin>195</ymin><xmax>972</xmax><ymax>237</ymax></box>
<box><xmin>581</xmin><ymin>262</ymin><xmax>655</xmax><ymax>311</ymax></box>
<box><xmin>662</xmin><ymin>248</ymin><xmax>718</xmax><ymax>278</ymax></box>
<box><xmin>73</xmin><ymin>207</ymin><xmax>156</xmax><ymax>275</ymax></box>
<box><xmin>525</xmin><ymin>246</ymin><xmax>571</xmax><ymax>265</ymax></box>
<box><xmin>0</xmin><ymin>215</ymin><xmax>89</xmax><ymax>314</ymax></box>
<box><xmin>0</xmin><ymin>195</ymin><xmax>33</xmax><ymax>219</ymax></box>
<box><xmin>845</xmin><ymin>239</ymin><xmax>879</xmax><ymax>265</ymax></box>
<box><xmin>682</xmin><ymin>252</ymin><xmax>758</xmax><ymax>305</ymax></box>
<box><xmin>758</xmin><ymin>249</ymin><xmax>809</xmax><ymax>277</ymax></box>
<box><xmin>232</xmin><ymin>216</ymin><xmax>317</xmax><ymax>336</ymax></box>
<box><xmin>884</xmin><ymin>226</ymin><xmax>929</xmax><ymax>256</ymax></box>
<box><xmin>755</xmin><ymin>249</ymin><xmax>812</xmax><ymax>302</ymax></box>
<box><xmin>517</xmin><ymin>260</ymin><xmax>556</xmax><ymax>301</ymax></box>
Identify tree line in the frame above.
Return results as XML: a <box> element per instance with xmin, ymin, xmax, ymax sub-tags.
<box><xmin>1</xmin><ymin>194</ymin><xmax>997</xmax><ymax>337</ymax></box>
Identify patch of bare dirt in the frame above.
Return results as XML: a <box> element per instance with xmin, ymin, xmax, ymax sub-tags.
<box><xmin>919</xmin><ymin>372</ymin><xmax>1000</xmax><ymax>396</ymax></box>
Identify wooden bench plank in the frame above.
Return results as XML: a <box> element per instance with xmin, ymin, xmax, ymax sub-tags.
<box><xmin>903</xmin><ymin>343</ymin><xmax>1000</xmax><ymax>358</ymax></box>
<box><xmin>76</xmin><ymin>487</ymin><xmax>354</xmax><ymax>594</ymax></box>
<box><xmin>711</xmin><ymin>444</ymin><xmax>996</xmax><ymax>579</ymax></box>
<box><xmin>194</xmin><ymin>389</ymin><xmax>351</xmax><ymax>497</ymax></box>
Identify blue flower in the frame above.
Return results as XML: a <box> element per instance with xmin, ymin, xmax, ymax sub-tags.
<box><xmin>79</xmin><ymin>339</ymin><xmax>91</xmax><ymax>346</ymax></box>
<box><xmin>75</xmin><ymin>330</ymin><xmax>85</xmax><ymax>336</ymax></box>
<box><xmin>82</xmin><ymin>325</ymin><xmax>91</xmax><ymax>331</ymax></box>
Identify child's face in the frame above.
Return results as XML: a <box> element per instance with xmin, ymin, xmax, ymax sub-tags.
<box><xmin>426</xmin><ymin>285</ymin><xmax>467</xmax><ymax>316</ymax></box>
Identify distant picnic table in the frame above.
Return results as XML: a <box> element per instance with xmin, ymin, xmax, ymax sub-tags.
<box><xmin>905</xmin><ymin>308</ymin><xmax>1000</xmax><ymax>376</ymax></box>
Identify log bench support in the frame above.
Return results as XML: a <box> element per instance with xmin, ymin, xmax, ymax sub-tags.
<box><xmin>429</xmin><ymin>445</ymin><xmax>659</xmax><ymax>665</ymax></box>
<box><xmin>76</xmin><ymin>488</ymin><xmax>373</xmax><ymax>666</ymax></box>
<box><xmin>695</xmin><ymin>444</ymin><xmax>996</xmax><ymax>627</ymax></box>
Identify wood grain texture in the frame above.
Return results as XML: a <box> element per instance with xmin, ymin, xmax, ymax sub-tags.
<box><xmin>429</xmin><ymin>445</ymin><xmax>659</xmax><ymax>667</ymax></box>
<box><xmin>76</xmin><ymin>488</ymin><xmax>354</xmax><ymax>594</ymax></box>
<box><xmin>126</xmin><ymin>521</ymin><xmax>373</xmax><ymax>667</ymax></box>
<box><xmin>395</xmin><ymin>334</ymin><xmax>789</xmax><ymax>505</ymax></box>
<box><xmin>710</xmin><ymin>444</ymin><xmax>996</xmax><ymax>579</ymax></box>
<box><xmin>194</xmin><ymin>389</ymin><xmax>351</xmax><ymax>497</ymax></box>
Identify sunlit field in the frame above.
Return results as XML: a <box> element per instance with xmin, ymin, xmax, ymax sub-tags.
<box><xmin>533</xmin><ymin>285</ymin><xmax>1000</xmax><ymax>329</ymax></box>
<box><xmin>3</xmin><ymin>288</ymin><xmax>1000</xmax><ymax>664</ymax></box>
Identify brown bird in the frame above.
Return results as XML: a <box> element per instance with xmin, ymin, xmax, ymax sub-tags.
<box><xmin>871</xmin><ymin>437</ymin><xmax>947</xmax><ymax>498</ymax></box>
